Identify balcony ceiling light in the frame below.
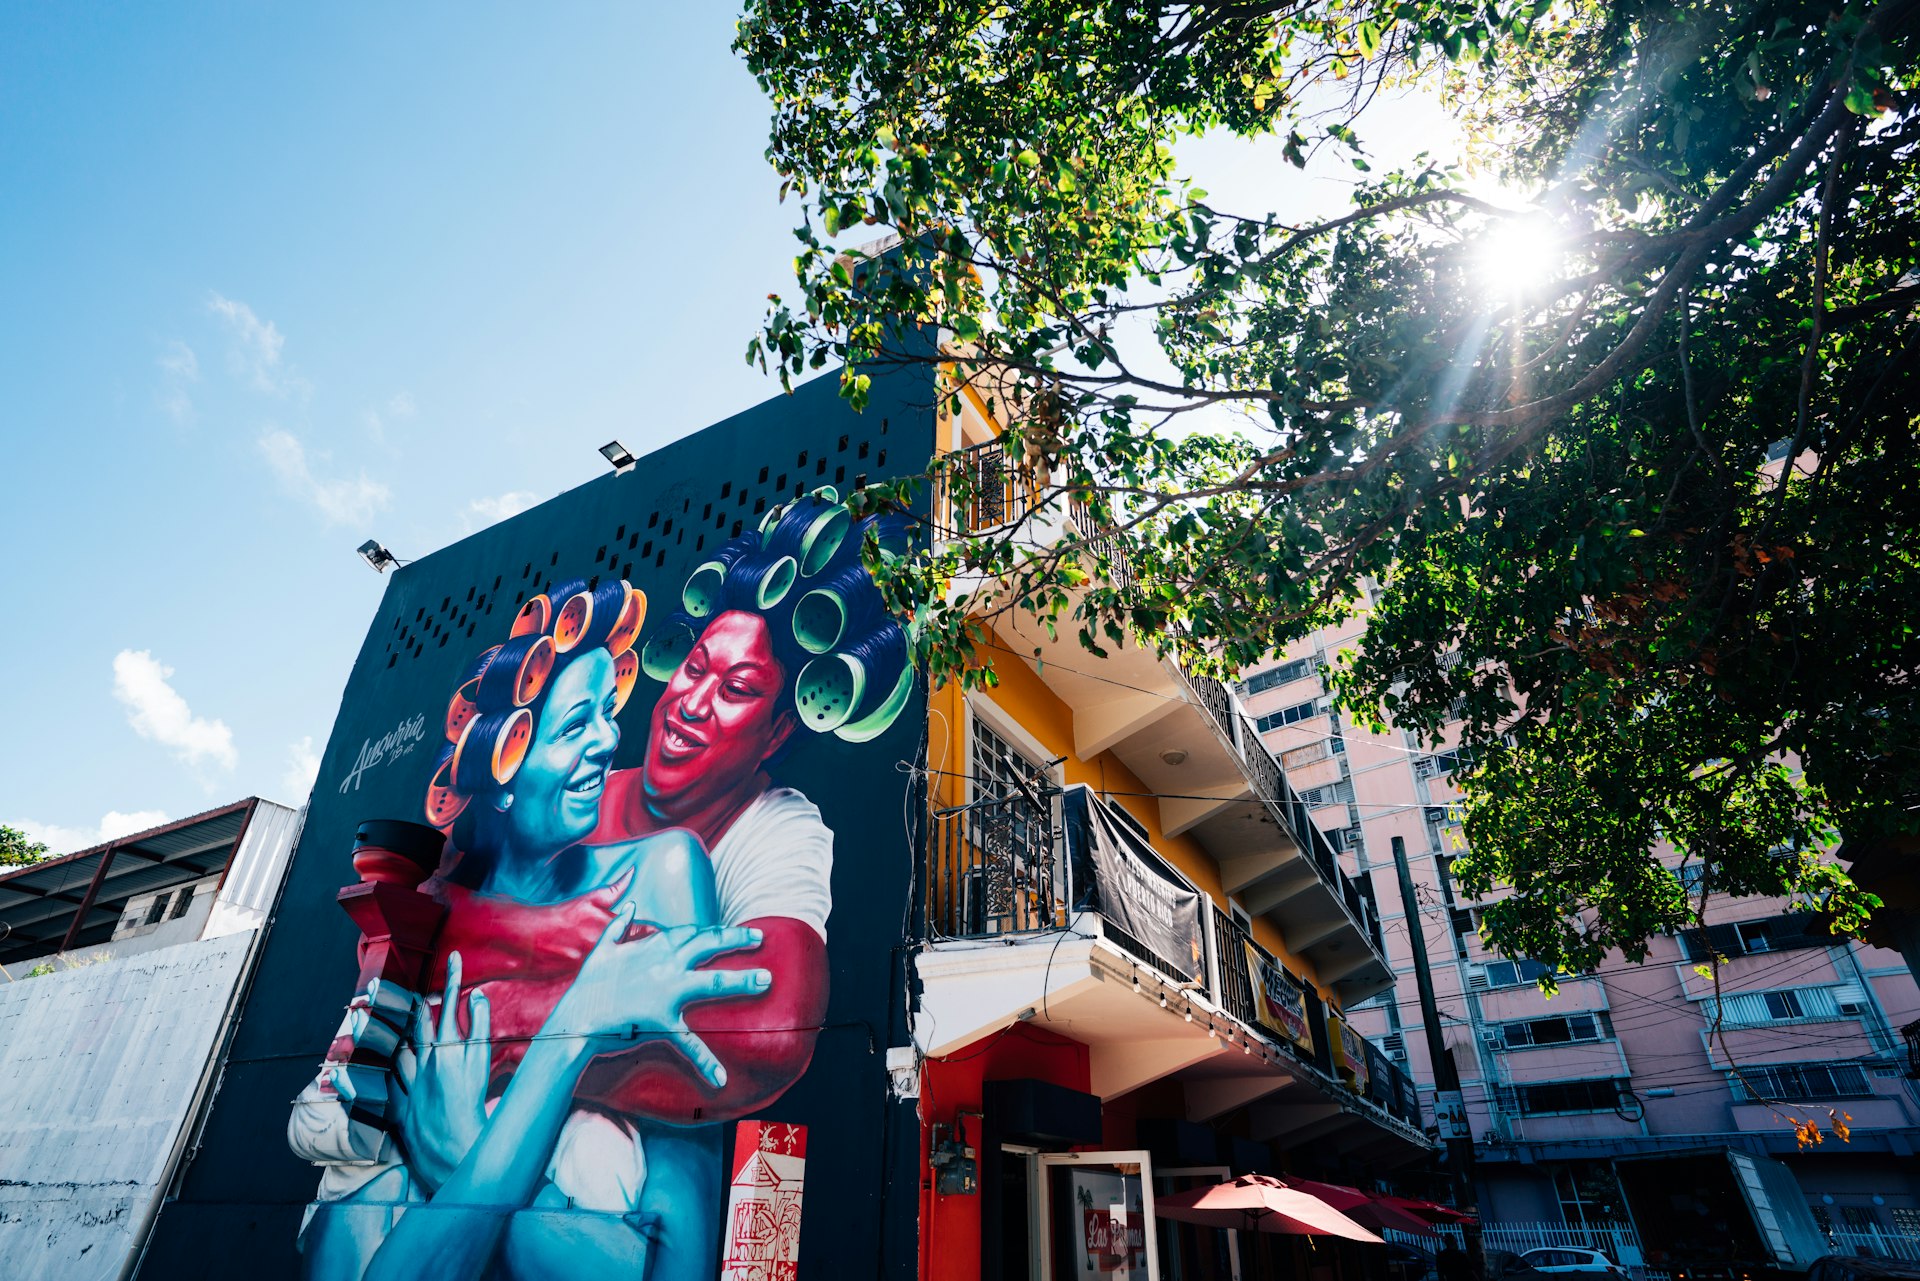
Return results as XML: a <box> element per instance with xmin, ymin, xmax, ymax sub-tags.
<box><xmin>1161</xmin><ymin>748</ymin><xmax>1189</xmax><ymax>766</ymax></box>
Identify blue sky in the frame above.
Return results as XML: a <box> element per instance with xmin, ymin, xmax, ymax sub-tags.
<box><xmin>0</xmin><ymin>6</ymin><xmax>1455</xmax><ymax>854</ymax></box>
<box><xmin>0</xmin><ymin>5</ymin><xmax>825</xmax><ymax>851</ymax></box>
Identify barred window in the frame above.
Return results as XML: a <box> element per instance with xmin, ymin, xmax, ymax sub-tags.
<box><xmin>1500</xmin><ymin>1012</ymin><xmax>1614</xmax><ymax>1048</ymax></box>
<box><xmin>1484</xmin><ymin>958</ymin><xmax>1554</xmax><ymax>988</ymax></box>
<box><xmin>1255</xmin><ymin>699</ymin><xmax>1320</xmax><ymax>733</ymax></box>
<box><xmin>1518</xmin><ymin>1078</ymin><xmax>1629</xmax><ymax>1115</ymax></box>
<box><xmin>1240</xmin><ymin>657</ymin><xmax>1316</xmax><ymax>696</ymax></box>
<box><xmin>1731</xmin><ymin>1062</ymin><xmax>1871</xmax><ymax>1102</ymax></box>
<box><xmin>971</xmin><ymin>717</ymin><xmax>1046</xmax><ymax>803</ymax></box>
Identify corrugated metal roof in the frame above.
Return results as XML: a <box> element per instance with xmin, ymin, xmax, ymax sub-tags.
<box><xmin>0</xmin><ymin>800</ymin><xmax>260</xmax><ymax>967</ymax></box>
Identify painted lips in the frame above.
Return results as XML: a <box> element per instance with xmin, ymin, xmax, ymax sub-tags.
<box><xmin>657</xmin><ymin>718</ymin><xmax>707</xmax><ymax>760</ymax></box>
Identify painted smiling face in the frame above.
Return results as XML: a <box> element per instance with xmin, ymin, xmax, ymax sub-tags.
<box><xmin>644</xmin><ymin>611</ymin><xmax>796</xmax><ymax>817</ymax></box>
<box><xmin>506</xmin><ymin>648</ymin><xmax>621</xmax><ymax>854</ymax></box>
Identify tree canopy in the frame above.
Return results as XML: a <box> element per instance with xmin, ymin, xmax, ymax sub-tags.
<box><xmin>736</xmin><ymin>0</ymin><xmax>1919</xmax><ymax>975</ymax></box>
<box><xmin>1</xmin><ymin>824</ymin><xmax>49</xmax><ymax>868</ymax></box>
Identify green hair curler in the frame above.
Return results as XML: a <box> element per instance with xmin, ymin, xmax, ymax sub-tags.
<box><xmin>794</xmin><ymin>652</ymin><xmax>866</xmax><ymax>732</ymax></box>
<box><xmin>796</xmin><ymin>502</ymin><xmax>851</xmax><ymax>577</ymax></box>
<box><xmin>758</xmin><ymin>555</ymin><xmax>799</xmax><ymax>609</ymax></box>
<box><xmin>640</xmin><ymin>621</ymin><xmax>698</xmax><ymax>683</ymax></box>
<box><xmin>834</xmin><ymin>664</ymin><xmax>915</xmax><ymax>743</ymax></box>
<box><xmin>791</xmin><ymin>587</ymin><xmax>847</xmax><ymax>655</ymax></box>
<box><xmin>682</xmin><ymin>560</ymin><xmax>727</xmax><ymax>618</ymax></box>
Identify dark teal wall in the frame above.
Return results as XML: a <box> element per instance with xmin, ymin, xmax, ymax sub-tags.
<box><xmin>137</xmin><ymin>368</ymin><xmax>934</xmax><ymax>1280</ymax></box>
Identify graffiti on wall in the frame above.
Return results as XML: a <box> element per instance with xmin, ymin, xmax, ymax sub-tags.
<box><xmin>286</xmin><ymin>493</ymin><xmax>912</xmax><ymax>1280</ymax></box>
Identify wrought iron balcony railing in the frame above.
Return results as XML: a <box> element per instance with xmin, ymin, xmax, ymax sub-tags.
<box><xmin>936</xmin><ymin>438</ymin><xmax>1385</xmax><ymax>963</ymax></box>
<box><xmin>926</xmin><ymin>784</ymin><xmax>1416</xmax><ymax>1129</ymax></box>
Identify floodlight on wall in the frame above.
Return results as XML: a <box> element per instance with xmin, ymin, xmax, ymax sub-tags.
<box><xmin>600</xmin><ymin>440</ymin><xmax>637</xmax><ymax>474</ymax></box>
<box><xmin>357</xmin><ymin>540</ymin><xmax>401</xmax><ymax>573</ymax></box>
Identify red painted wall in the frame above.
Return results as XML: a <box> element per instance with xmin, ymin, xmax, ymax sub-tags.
<box><xmin>920</xmin><ymin>1027</ymin><xmax>1091</xmax><ymax>1281</ymax></box>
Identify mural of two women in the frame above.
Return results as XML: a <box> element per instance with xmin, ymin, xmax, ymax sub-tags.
<box><xmin>289</xmin><ymin>495</ymin><xmax>915</xmax><ymax>1280</ymax></box>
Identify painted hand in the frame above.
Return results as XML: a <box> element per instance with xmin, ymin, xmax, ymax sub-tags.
<box><xmin>389</xmin><ymin>951</ymin><xmax>493</xmax><ymax>1193</ymax></box>
<box><xmin>549</xmin><ymin>902</ymin><xmax>770</xmax><ymax>1087</ymax></box>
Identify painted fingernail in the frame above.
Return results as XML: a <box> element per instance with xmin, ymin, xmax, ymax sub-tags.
<box><xmin>751</xmin><ymin>969</ymin><xmax>772</xmax><ymax>990</ymax></box>
<box><xmin>749</xmin><ymin>928</ymin><xmax>764</xmax><ymax>944</ymax></box>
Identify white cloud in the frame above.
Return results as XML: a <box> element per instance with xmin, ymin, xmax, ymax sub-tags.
<box><xmin>283</xmin><ymin>736</ymin><xmax>321</xmax><ymax>800</ymax></box>
<box><xmin>158</xmin><ymin>340</ymin><xmax>199</xmax><ymax>380</ymax></box>
<box><xmin>208</xmin><ymin>292</ymin><xmax>287</xmax><ymax>392</ymax></box>
<box><xmin>156</xmin><ymin>339</ymin><xmax>199</xmax><ymax>423</ymax></box>
<box><xmin>468</xmin><ymin>490</ymin><xmax>540</xmax><ymax>528</ymax></box>
<box><xmin>11</xmin><ymin>809</ymin><xmax>171</xmax><ymax>858</ymax></box>
<box><xmin>112</xmin><ymin>649</ymin><xmax>238</xmax><ymax>772</ymax></box>
<box><xmin>259</xmin><ymin>427</ymin><xmax>392</xmax><ymax>526</ymax></box>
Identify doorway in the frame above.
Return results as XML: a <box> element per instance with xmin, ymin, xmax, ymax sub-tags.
<box><xmin>1033</xmin><ymin>1150</ymin><xmax>1162</xmax><ymax>1281</ymax></box>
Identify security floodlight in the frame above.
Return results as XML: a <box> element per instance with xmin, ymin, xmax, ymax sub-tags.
<box><xmin>358</xmin><ymin>540</ymin><xmax>399</xmax><ymax>573</ymax></box>
<box><xmin>599</xmin><ymin>440</ymin><xmax>637</xmax><ymax>474</ymax></box>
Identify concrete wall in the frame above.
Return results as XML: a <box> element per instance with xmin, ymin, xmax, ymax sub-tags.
<box><xmin>0</xmin><ymin>933</ymin><xmax>252</xmax><ymax>1281</ymax></box>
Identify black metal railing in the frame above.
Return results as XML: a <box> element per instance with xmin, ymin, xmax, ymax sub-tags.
<box><xmin>1102</xmin><ymin>916</ymin><xmax>1194</xmax><ymax>994</ymax></box>
<box><xmin>936</xmin><ymin>438</ymin><xmax>1384</xmax><ymax>967</ymax></box>
<box><xmin>929</xmin><ymin>792</ymin><xmax>1063</xmax><ymax>937</ymax></box>
<box><xmin>1211</xmin><ymin>905</ymin><xmax>1262</xmax><ymax>1030</ymax></box>
<box><xmin>1064</xmin><ymin>494</ymin><xmax>1138</xmax><ymax>593</ymax></box>
<box><xmin>927</xmin><ymin>788</ymin><xmax>1416</xmax><ymax>1134</ymax></box>
<box><xmin>1185</xmin><ymin>671</ymin><xmax>1239</xmax><ymax>746</ymax></box>
<box><xmin>938</xmin><ymin>438</ymin><xmax>1043</xmax><ymax>534</ymax></box>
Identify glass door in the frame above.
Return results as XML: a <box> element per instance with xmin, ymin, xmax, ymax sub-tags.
<box><xmin>1035</xmin><ymin>1151</ymin><xmax>1160</xmax><ymax>1281</ymax></box>
<box><xmin>1154</xmin><ymin>1166</ymin><xmax>1241</xmax><ymax>1281</ymax></box>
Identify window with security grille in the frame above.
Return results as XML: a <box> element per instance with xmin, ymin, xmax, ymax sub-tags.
<box><xmin>964</xmin><ymin>715</ymin><xmax>1056</xmax><ymax>926</ymax></box>
<box><xmin>1704</xmin><ymin>985</ymin><xmax>1842</xmax><ymax>1026</ymax></box>
<box><xmin>1240</xmin><ymin>657</ymin><xmax>1316</xmax><ymax>697</ymax></box>
<box><xmin>1484</xmin><ymin>958</ymin><xmax>1554</xmax><ymax>988</ymax></box>
<box><xmin>1731</xmin><ymin>1062</ymin><xmax>1871</xmax><ymax>1102</ymax></box>
<box><xmin>1255</xmin><ymin>699</ymin><xmax>1320</xmax><ymax>733</ymax></box>
<box><xmin>1500</xmin><ymin>1012</ymin><xmax>1614</xmax><ymax>1049</ymax></box>
<box><xmin>972</xmin><ymin>717</ymin><xmax>1047</xmax><ymax>804</ymax></box>
<box><xmin>1517</xmin><ymin>1078</ymin><xmax>1629</xmax><ymax>1115</ymax></box>
<box><xmin>1681</xmin><ymin>912</ymin><xmax>1825</xmax><ymax>961</ymax></box>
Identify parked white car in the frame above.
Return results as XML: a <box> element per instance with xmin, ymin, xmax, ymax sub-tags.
<box><xmin>1519</xmin><ymin>1248</ymin><xmax>1626</xmax><ymax>1278</ymax></box>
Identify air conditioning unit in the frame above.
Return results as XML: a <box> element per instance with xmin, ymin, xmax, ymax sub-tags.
<box><xmin>1466</xmin><ymin>964</ymin><xmax>1489</xmax><ymax>990</ymax></box>
<box><xmin>1482</xmin><ymin>1032</ymin><xmax>1505</xmax><ymax>1051</ymax></box>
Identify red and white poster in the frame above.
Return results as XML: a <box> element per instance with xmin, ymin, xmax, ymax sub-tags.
<box><xmin>720</xmin><ymin>1120</ymin><xmax>809</xmax><ymax>1281</ymax></box>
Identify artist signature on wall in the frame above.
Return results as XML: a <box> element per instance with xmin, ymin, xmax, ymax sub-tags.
<box><xmin>339</xmin><ymin>714</ymin><xmax>430</xmax><ymax>793</ymax></box>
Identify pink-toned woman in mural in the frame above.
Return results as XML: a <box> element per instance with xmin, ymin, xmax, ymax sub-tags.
<box><xmin>289</xmin><ymin>494</ymin><xmax>914</xmax><ymax>1280</ymax></box>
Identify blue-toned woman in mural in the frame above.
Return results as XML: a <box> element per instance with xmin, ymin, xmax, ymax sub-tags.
<box><xmin>289</xmin><ymin>493</ymin><xmax>914</xmax><ymax>1281</ymax></box>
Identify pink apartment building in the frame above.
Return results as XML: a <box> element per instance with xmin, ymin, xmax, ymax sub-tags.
<box><xmin>1239</xmin><ymin>616</ymin><xmax>1920</xmax><ymax>1276</ymax></box>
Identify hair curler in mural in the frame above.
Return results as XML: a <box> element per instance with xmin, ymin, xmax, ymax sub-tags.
<box><xmin>289</xmin><ymin>493</ymin><xmax>915</xmax><ymax>1281</ymax></box>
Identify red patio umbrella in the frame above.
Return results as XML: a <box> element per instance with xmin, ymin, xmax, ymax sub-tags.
<box><xmin>1282</xmin><ymin>1179</ymin><xmax>1439</xmax><ymax>1235</ymax></box>
<box><xmin>1377</xmin><ymin>1194</ymin><xmax>1478</xmax><ymax>1226</ymax></box>
<box><xmin>1153</xmin><ymin>1174</ymin><xmax>1386</xmax><ymax>1242</ymax></box>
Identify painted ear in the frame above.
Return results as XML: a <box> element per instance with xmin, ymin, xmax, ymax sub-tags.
<box><xmin>763</xmin><ymin>709</ymin><xmax>799</xmax><ymax>764</ymax></box>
